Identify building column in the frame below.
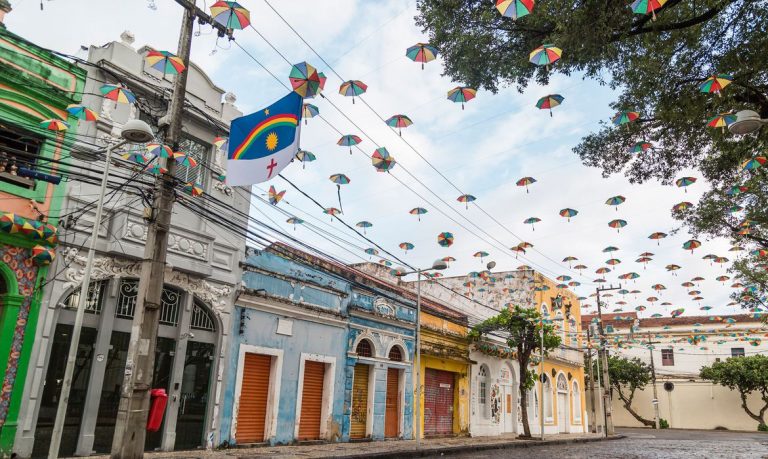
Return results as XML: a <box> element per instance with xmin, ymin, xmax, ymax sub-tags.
<box><xmin>161</xmin><ymin>293</ymin><xmax>193</xmax><ymax>451</ymax></box>
<box><xmin>75</xmin><ymin>279</ymin><xmax>117</xmax><ymax>456</ymax></box>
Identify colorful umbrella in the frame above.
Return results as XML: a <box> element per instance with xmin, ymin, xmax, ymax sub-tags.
<box><xmin>145</xmin><ymin>50</ymin><xmax>186</xmax><ymax>76</ymax></box>
<box><xmin>672</xmin><ymin>201</ymin><xmax>693</xmax><ymax>212</ymax></box>
<box><xmin>302</xmin><ymin>103</ymin><xmax>319</xmax><ymax>125</ymax></box>
<box><xmin>511</xmin><ymin>246</ymin><xmax>526</xmax><ymax>258</ymax></box>
<box><xmin>741</xmin><ymin>156</ymin><xmax>766</xmax><ymax>172</ymax></box>
<box><xmin>559</xmin><ymin>208</ymin><xmax>578</xmax><ymax>222</ymax></box>
<box><xmin>605</xmin><ymin>195</ymin><xmax>626</xmax><ymax>210</ymax></box>
<box><xmin>629</xmin><ymin>141</ymin><xmax>653</xmax><ymax>153</ymax></box>
<box><xmin>682</xmin><ymin>239</ymin><xmax>701</xmax><ymax>253</ymax></box>
<box><xmin>675</xmin><ymin>176</ymin><xmax>697</xmax><ymax>192</ymax></box>
<box><xmin>406</xmin><ymin>43</ymin><xmax>438</xmax><ymax>69</ymax></box>
<box><xmin>210</xmin><ymin>1</ymin><xmax>251</xmax><ymax>29</ymax></box>
<box><xmin>385</xmin><ymin>114</ymin><xmax>413</xmax><ymax>135</ymax></box>
<box><xmin>495</xmin><ymin>0</ymin><xmax>535</xmax><ymax>19</ymax></box>
<box><xmin>295</xmin><ymin>150</ymin><xmax>317</xmax><ymax>169</ymax></box>
<box><xmin>671</xmin><ymin>308</ymin><xmax>685</xmax><ymax>318</ymax></box>
<box><xmin>473</xmin><ymin>251</ymin><xmax>489</xmax><ymax>263</ymax></box>
<box><xmin>608</xmin><ymin>219</ymin><xmax>628</xmax><ymax>232</ymax></box>
<box><xmin>122</xmin><ymin>151</ymin><xmax>150</xmax><ymax>165</ymax></box>
<box><xmin>66</xmin><ymin>104</ymin><xmax>99</xmax><ymax>122</ymax></box>
<box><xmin>630</xmin><ymin>0</ymin><xmax>667</xmax><ymax>20</ymax></box>
<box><xmin>410</xmin><ymin>207</ymin><xmax>428</xmax><ymax>221</ymax></box>
<box><xmin>183</xmin><ymin>182</ymin><xmax>204</xmax><ymax>196</ymax></box>
<box><xmin>612</xmin><ymin>111</ymin><xmax>640</xmax><ymax>128</ymax></box>
<box><xmin>535</xmin><ymin>94</ymin><xmax>564</xmax><ymax>117</ymax></box>
<box><xmin>457</xmin><ymin>194</ymin><xmax>476</xmax><ymax>209</ymax></box>
<box><xmin>619</xmin><ymin>272</ymin><xmax>640</xmax><ymax>280</ymax></box>
<box><xmin>603</xmin><ymin>246</ymin><xmax>619</xmax><ymax>253</ymax></box>
<box><xmin>706</xmin><ymin>112</ymin><xmax>737</xmax><ymax>131</ymax></box>
<box><xmin>562</xmin><ymin>256</ymin><xmax>578</xmax><ymax>267</ymax></box>
<box><xmin>699</xmin><ymin>74</ymin><xmax>733</xmax><ymax>95</ymax></box>
<box><xmin>529</xmin><ymin>44</ymin><xmax>562</xmax><ymax>69</ymax></box>
<box><xmin>30</xmin><ymin>245</ymin><xmax>55</xmax><ymax>266</ymax></box>
<box><xmin>437</xmin><ymin>231</ymin><xmax>454</xmax><ymax>248</ymax></box>
<box><xmin>371</xmin><ymin>147</ymin><xmax>396</xmax><ymax>172</ymax></box>
<box><xmin>356</xmin><ymin>221</ymin><xmax>372</xmax><ymax>233</ymax></box>
<box><xmin>324</xmin><ymin>207</ymin><xmax>342</xmax><ymax>221</ymax></box>
<box><xmin>39</xmin><ymin>119</ymin><xmax>69</xmax><ymax>131</ymax></box>
<box><xmin>648</xmin><ymin>232</ymin><xmax>668</xmax><ymax>245</ymax></box>
<box><xmin>100</xmin><ymin>83</ymin><xmax>136</xmax><ymax>104</ymax></box>
<box><xmin>286</xmin><ymin>217</ymin><xmax>304</xmax><ymax>230</ymax></box>
<box><xmin>364</xmin><ymin>248</ymin><xmax>379</xmax><ymax>258</ymax></box>
<box><xmin>213</xmin><ymin>137</ymin><xmax>228</xmax><ymax>150</ymax></box>
<box><xmin>596</xmin><ymin>267</ymin><xmax>611</xmax><ymax>274</ymax></box>
<box><xmin>399</xmin><ymin>242</ymin><xmax>415</xmax><ymax>253</ymax></box>
<box><xmin>337</xmin><ymin>134</ymin><xmax>362</xmax><ymax>155</ymax></box>
<box><xmin>606</xmin><ymin>258</ymin><xmax>621</xmax><ymax>265</ymax></box>
<box><xmin>268</xmin><ymin>185</ymin><xmax>286</xmax><ymax>205</ymax></box>
<box><xmin>146</xmin><ymin>165</ymin><xmax>168</xmax><ymax>175</ymax></box>
<box><xmin>339</xmin><ymin>80</ymin><xmax>367</xmax><ymax>104</ymax></box>
<box><xmin>524</xmin><ymin>217</ymin><xmax>541</xmax><ymax>231</ymax></box>
<box><xmin>516</xmin><ymin>177</ymin><xmax>536</xmax><ymax>193</ymax></box>
<box><xmin>447</xmin><ymin>86</ymin><xmax>477</xmax><ymax>110</ymax></box>
<box><xmin>146</xmin><ymin>143</ymin><xmax>173</xmax><ymax>158</ymax></box>
<box><xmin>329</xmin><ymin>173</ymin><xmax>350</xmax><ymax>212</ymax></box>
<box><xmin>442</xmin><ymin>256</ymin><xmax>456</xmax><ymax>263</ymax></box>
<box><xmin>289</xmin><ymin>62</ymin><xmax>326</xmax><ymax>99</ymax></box>
<box><xmin>172</xmin><ymin>151</ymin><xmax>198</xmax><ymax>167</ymax></box>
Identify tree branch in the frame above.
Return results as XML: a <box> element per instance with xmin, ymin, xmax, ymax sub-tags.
<box><xmin>612</xmin><ymin>0</ymin><xmax>736</xmax><ymax>41</ymax></box>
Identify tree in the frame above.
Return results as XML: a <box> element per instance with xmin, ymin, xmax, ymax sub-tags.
<box><xmin>589</xmin><ymin>355</ymin><xmax>655</xmax><ymax>427</ymax></box>
<box><xmin>416</xmin><ymin>0</ymin><xmax>768</xmax><ymax>308</ymax></box>
<box><xmin>701</xmin><ymin>355</ymin><xmax>768</xmax><ymax>430</ymax></box>
<box><xmin>469</xmin><ymin>305</ymin><xmax>561</xmax><ymax>437</ymax></box>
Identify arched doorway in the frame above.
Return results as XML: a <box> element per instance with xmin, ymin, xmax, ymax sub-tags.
<box><xmin>556</xmin><ymin>373</ymin><xmax>569</xmax><ymax>433</ymax></box>
<box><xmin>32</xmin><ymin>277</ymin><xmax>220</xmax><ymax>457</ymax></box>
<box><xmin>499</xmin><ymin>363</ymin><xmax>516</xmax><ymax>433</ymax></box>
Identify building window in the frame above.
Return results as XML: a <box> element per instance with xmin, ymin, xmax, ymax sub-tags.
<box><xmin>356</xmin><ymin>339</ymin><xmax>373</xmax><ymax>357</ymax></box>
<box><xmin>190</xmin><ymin>300</ymin><xmax>216</xmax><ymax>331</ymax></box>
<box><xmin>388</xmin><ymin>346</ymin><xmax>403</xmax><ymax>362</ymax></box>
<box><xmin>478</xmin><ymin>364</ymin><xmax>490</xmax><ymax>419</ymax></box>
<box><xmin>176</xmin><ymin>135</ymin><xmax>211</xmax><ymax>187</ymax></box>
<box><xmin>64</xmin><ymin>280</ymin><xmax>107</xmax><ymax>314</ymax></box>
<box><xmin>731</xmin><ymin>347</ymin><xmax>745</xmax><ymax>358</ymax></box>
<box><xmin>572</xmin><ymin>381</ymin><xmax>581</xmax><ymax>422</ymax></box>
<box><xmin>661</xmin><ymin>349</ymin><xmax>675</xmax><ymax>366</ymax></box>
<box><xmin>0</xmin><ymin>126</ymin><xmax>42</xmax><ymax>189</ymax></box>
<box><xmin>115</xmin><ymin>278</ymin><xmax>181</xmax><ymax>325</ymax></box>
<box><xmin>542</xmin><ymin>375</ymin><xmax>553</xmax><ymax>421</ymax></box>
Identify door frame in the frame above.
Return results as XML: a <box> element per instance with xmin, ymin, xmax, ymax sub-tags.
<box><xmin>232</xmin><ymin>344</ymin><xmax>284</xmax><ymax>443</ymax></box>
<box><xmin>556</xmin><ymin>372</ymin><xmax>569</xmax><ymax>433</ymax></box>
<box><xmin>294</xmin><ymin>353</ymin><xmax>336</xmax><ymax>440</ymax></box>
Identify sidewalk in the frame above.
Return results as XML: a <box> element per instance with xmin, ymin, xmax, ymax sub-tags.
<box><xmin>70</xmin><ymin>432</ymin><xmax>619</xmax><ymax>459</ymax></box>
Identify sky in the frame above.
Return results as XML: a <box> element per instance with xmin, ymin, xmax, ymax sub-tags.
<box><xmin>6</xmin><ymin>0</ymin><xmax>741</xmax><ymax>320</ymax></box>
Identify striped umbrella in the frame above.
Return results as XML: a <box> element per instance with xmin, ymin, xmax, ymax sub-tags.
<box><xmin>295</xmin><ymin>150</ymin><xmax>317</xmax><ymax>169</ymax></box>
<box><xmin>371</xmin><ymin>147</ymin><xmax>396</xmax><ymax>172</ymax></box>
<box><xmin>337</xmin><ymin>134</ymin><xmax>362</xmax><ymax>155</ymax></box>
<box><xmin>385</xmin><ymin>114</ymin><xmax>413</xmax><ymax>135</ymax></box>
<box><xmin>630</xmin><ymin>0</ymin><xmax>667</xmax><ymax>20</ymax></box>
<box><xmin>100</xmin><ymin>84</ymin><xmax>136</xmax><ymax>104</ymax></box>
<box><xmin>529</xmin><ymin>44</ymin><xmax>562</xmax><ymax>69</ymax></box>
<box><xmin>145</xmin><ymin>50</ymin><xmax>186</xmax><ymax>76</ymax></box>
<box><xmin>699</xmin><ymin>74</ymin><xmax>733</xmax><ymax>96</ymax></box>
<box><xmin>559</xmin><ymin>208</ymin><xmax>578</xmax><ymax>222</ymax></box>
<box><xmin>356</xmin><ymin>221</ymin><xmax>373</xmax><ymax>234</ymax></box>
<box><xmin>447</xmin><ymin>86</ymin><xmax>477</xmax><ymax>110</ymax></box>
<box><xmin>495</xmin><ymin>0</ymin><xmax>535</xmax><ymax>19</ymax></box>
<box><xmin>516</xmin><ymin>176</ymin><xmax>536</xmax><ymax>193</ymax></box>
<box><xmin>210</xmin><ymin>1</ymin><xmax>251</xmax><ymax>29</ymax></box>
<box><xmin>405</xmin><ymin>43</ymin><xmax>438</xmax><ymax>69</ymax></box>
<box><xmin>536</xmin><ymin>94</ymin><xmax>564</xmax><ymax>117</ymax></box>
<box><xmin>302</xmin><ymin>103</ymin><xmax>319</xmax><ymax>125</ymax></box>
<box><xmin>339</xmin><ymin>80</ymin><xmax>367</xmax><ymax>104</ymax></box>
<box><xmin>66</xmin><ymin>104</ymin><xmax>99</xmax><ymax>122</ymax></box>
<box><xmin>457</xmin><ymin>193</ymin><xmax>476</xmax><ymax>209</ymax></box>
<box><xmin>329</xmin><ymin>173</ymin><xmax>350</xmax><ymax>212</ymax></box>
<box><xmin>608</xmin><ymin>219</ymin><xmax>628</xmax><ymax>233</ymax></box>
<box><xmin>39</xmin><ymin>119</ymin><xmax>69</xmax><ymax>131</ymax></box>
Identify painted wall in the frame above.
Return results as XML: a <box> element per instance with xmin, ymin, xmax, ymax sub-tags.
<box><xmin>526</xmin><ymin>360</ymin><xmax>587</xmax><ymax>435</ymax></box>
<box><xmin>469</xmin><ymin>349</ymin><xmax>520</xmax><ymax>437</ymax></box>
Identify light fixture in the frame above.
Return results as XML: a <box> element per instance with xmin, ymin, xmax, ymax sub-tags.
<box><xmin>431</xmin><ymin>259</ymin><xmax>448</xmax><ymax>270</ymax></box>
<box><xmin>486</xmin><ymin>260</ymin><xmax>496</xmax><ymax>270</ymax></box>
<box><xmin>728</xmin><ymin>110</ymin><xmax>768</xmax><ymax>135</ymax></box>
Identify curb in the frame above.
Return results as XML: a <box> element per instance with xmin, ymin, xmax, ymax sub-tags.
<box><xmin>239</xmin><ymin>435</ymin><xmax>625</xmax><ymax>459</ymax></box>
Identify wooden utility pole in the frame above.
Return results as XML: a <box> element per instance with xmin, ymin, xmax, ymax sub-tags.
<box><xmin>595</xmin><ymin>284</ymin><xmax>621</xmax><ymax>437</ymax></box>
<box><xmin>647</xmin><ymin>333</ymin><xmax>661</xmax><ymax>429</ymax></box>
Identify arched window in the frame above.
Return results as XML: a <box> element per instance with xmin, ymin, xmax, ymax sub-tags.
<box><xmin>388</xmin><ymin>345</ymin><xmax>403</xmax><ymax>362</ymax></box>
<box><xmin>542</xmin><ymin>375</ymin><xmax>553</xmax><ymax>421</ymax></box>
<box><xmin>540</xmin><ymin>303</ymin><xmax>549</xmax><ymax>317</ymax></box>
<box><xmin>478</xmin><ymin>364</ymin><xmax>490</xmax><ymax>419</ymax></box>
<box><xmin>190</xmin><ymin>300</ymin><xmax>216</xmax><ymax>331</ymax></box>
<box><xmin>356</xmin><ymin>339</ymin><xmax>373</xmax><ymax>357</ymax></box>
<box><xmin>572</xmin><ymin>381</ymin><xmax>582</xmax><ymax>422</ymax></box>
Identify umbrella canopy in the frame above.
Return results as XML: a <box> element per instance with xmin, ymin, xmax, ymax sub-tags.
<box><xmin>495</xmin><ymin>0</ymin><xmax>535</xmax><ymax>19</ymax></box>
<box><xmin>289</xmin><ymin>62</ymin><xmax>326</xmax><ymax>98</ymax></box>
<box><xmin>516</xmin><ymin>176</ymin><xmax>537</xmax><ymax>193</ymax></box>
<box><xmin>146</xmin><ymin>165</ymin><xmax>168</xmax><ymax>175</ymax></box>
<box><xmin>337</xmin><ymin>134</ymin><xmax>362</xmax><ymax>154</ymax></box>
<box><xmin>741</xmin><ymin>156</ymin><xmax>766</xmax><ymax>171</ymax></box>
<box><xmin>608</xmin><ymin>219</ymin><xmax>628</xmax><ymax>232</ymax></box>
<box><xmin>145</xmin><ymin>50</ymin><xmax>186</xmax><ymax>75</ymax></box>
<box><xmin>339</xmin><ymin>80</ymin><xmax>368</xmax><ymax>103</ymax></box>
<box><xmin>286</xmin><ymin>217</ymin><xmax>304</xmax><ymax>230</ymax></box>
<box><xmin>612</xmin><ymin>111</ymin><xmax>640</xmax><ymax>127</ymax></box>
<box><xmin>324</xmin><ymin>207</ymin><xmax>342</xmax><ymax>220</ymax></box>
<box><xmin>524</xmin><ymin>217</ymin><xmax>541</xmax><ymax>230</ymax></box>
<box><xmin>172</xmin><ymin>151</ymin><xmax>198</xmax><ymax>167</ymax></box>
<box><xmin>356</xmin><ymin>221</ymin><xmax>373</xmax><ymax>233</ymax></box>
<box><xmin>699</xmin><ymin>74</ymin><xmax>733</xmax><ymax>95</ymax></box>
<box><xmin>371</xmin><ymin>147</ymin><xmax>396</xmax><ymax>172</ymax></box>
<box><xmin>630</xmin><ymin>0</ymin><xmax>667</xmax><ymax>20</ymax></box>
<box><xmin>100</xmin><ymin>83</ymin><xmax>136</xmax><ymax>104</ymax></box>
<box><xmin>122</xmin><ymin>152</ymin><xmax>150</xmax><ymax>165</ymax></box>
<box><xmin>364</xmin><ymin>248</ymin><xmax>379</xmax><ymax>257</ymax></box>
<box><xmin>536</xmin><ymin>94</ymin><xmax>564</xmax><ymax>117</ymax></box>
<box><xmin>529</xmin><ymin>44</ymin><xmax>562</xmax><ymax>67</ymax></box>
<box><xmin>399</xmin><ymin>242</ymin><xmax>415</xmax><ymax>253</ymax></box>
<box><xmin>302</xmin><ymin>103</ymin><xmax>319</xmax><ymax>125</ymax></box>
<box><xmin>329</xmin><ymin>173</ymin><xmax>351</xmax><ymax>212</ymax></box>
<box><xmin>675</xmin><ymin>176</ymin><xmax>697</xmax><ymax>192</ymax></box>
<box><xmin>295</xmin><ymin>150</ymin><xmax>317</xmax><ymax>169</ymax></box>
<box><xmin>672</xmin><ymin>201</ymin><xmax>694</xmax><ymax>212</ymax></box>
<box><xmin>603</xmin><ymin>246</ymin><xmax>619</xmax><ymax>253</ymax></box>
<box><xmin>629</xmin><ymin>141</ymin><xmax>653</xmax><ymax>153</ymax></box>
<box><xmin>437</xmin><ymin>231</ymin><xmax>454</xmax><ymax>247</ymax></box>
<box><xmin>210</xmin><ymin>1</ymin><xmax>251</xmax><ymax>29</ymax></box>
<box><xmin>406</xmin><ymin>43</ymin><xmax>438</xmax><ymax>69</ymax></box>
<box><xmin>183</xmin><ymin>182</ymin><xmax>204</xmax><ymax>197</ymax></box>
<box><xmin>682</xmin><ymin>239</ymin><xmax>702</xmax><ymax>253</ymax></box>
<box><xmin>385</xmin><ymin>114</ymin><xmax>413</xmax><ymax>135</ymax></box>
<box><xmin>605</xmin><ymin>195</ymin><xmax>626</xmax><ymax>210</ymax></box>
<box><xmin>457</xmin><ymin>194</ymin><xmax>476</xmax><ymax>209</ymax></box>
<box><xmin>66</xmin><ymin>104</ymin><xmax>98</xmax><ymax>122</ymax></box>
<box><xmin>410</xmin><ymin>207</ymin><xmax>428</xmax><ymax>221</ymax></box>
<box><xmin>447</xmin><ymin>86</ymin><xmax>477</xmax><ymax>109</ymax></box>
<box><xmin>606</xmin><ymin>258</ymin><xmax>621</xmax><ymax>265</ymax></box>
<box><xmin>707</xmin><ymin>112</ymin><xmax>737</xmax><ymax>130</ymax></box>
<box><xmin>39</xmin><ymin>119</ymin><xmax>69</xmax><ymax>131</ymax></box>
<box><xmin>559</xmin><ymin>208</ymin><xmax>578</xmax><ymax>222</ymax></box>
<box><xmin>146</xmin><ymin>143</ymin><xmax>173</xmax><ymax>158</ymax></box>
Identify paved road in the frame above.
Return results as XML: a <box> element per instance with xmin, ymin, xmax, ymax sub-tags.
<box><xmin>428</xmin><ymin>428</ymin><xmax>768</xmax><ymax>459</ymax></box>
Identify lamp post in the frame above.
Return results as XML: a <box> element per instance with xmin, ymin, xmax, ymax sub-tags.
<box><xmin>393</xmin><ymin>259</ymin><xmax>448</xmax><ymax>447</ymax></box>
<box><xmin>728</xmin><ymin>109</ymin><xmax>768</xmax><ymax>135</ymax></box>
<box><xmin>48</xmin><ymin>120</ymin><xmax>153</xmax><ymax>459</ymax></box>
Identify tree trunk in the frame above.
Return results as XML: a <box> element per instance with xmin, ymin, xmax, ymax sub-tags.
<box><xmin>520</xmin><ymin>382</ymin><xmax>531</xmax><ymax>437</ymax></box>
<box><xmin>739</xmin><ymin>392</ymin><xmax>768</xmax><ymax>427</ymax></box>
<box><xmin>617</xmin><ymin>388</ymin><xmax>655</xmax><ymax>427</ymax></box>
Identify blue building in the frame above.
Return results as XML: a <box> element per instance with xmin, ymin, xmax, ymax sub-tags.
<box><xmin>219</xmin><ymin>244</ymin><xmax>417</xmax><ymax>446</ymax></box>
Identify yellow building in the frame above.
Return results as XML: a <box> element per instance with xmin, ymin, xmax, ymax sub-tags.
<box><xmin>416</xmin><ymin>300</ymin><xmax>471</xmax><ymax>437</ymax></box>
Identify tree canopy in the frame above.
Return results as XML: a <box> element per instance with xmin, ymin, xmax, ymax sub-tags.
<box><xmin>701</xmin><ymin>354</ymin><xmax>768</xmax><ymax>429</ymax></box>
<box><xmin>416</xmin><ymin>0</ymin><xmax>767</xmax><ymax>308</ymax></box>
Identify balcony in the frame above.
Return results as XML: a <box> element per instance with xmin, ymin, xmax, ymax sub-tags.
<box><xmin>549</xmin><ymin>346</ymin><xmax>583</xmax><ymax>366</ymax></box>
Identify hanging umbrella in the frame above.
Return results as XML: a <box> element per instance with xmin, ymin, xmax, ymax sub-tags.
<box><xmin>122</xmin><ymin>151</ymin><xmax>150</xmax><ymax>165</ymax></box>
<box><xmin>647</xmin><ymin>296</ymin><xmax>659</xmax><ymax>303</ymax></box>
<box><xmin>706</xmin><ymin>112</ymin><xmax>737</xmax><ymax>131</ymax></box>
<box><xmin>556</xmin><ymin>275</ymin><xmax>572</xmax><ymax>282</ymax></box>
<box><xmin>529</xmin><ymin>44</ymin><xmax>562</xmax><ymax>70</ymax></box>
<box><xmin>337</xmin><ymin>134</ymin><xmax>362</xmax><ymax>155</ymax></box>
<box><xmin>511</xmin><ymin>246</ymin><xmax>526</xmax><ymax>258</ymax></box>
<box><xmin>630</xmin><ymin>0</ymin><xmax>667</xmax><ymax>20</ymax></box>
<box><xmin>66</xmin><ymin>104</ymin><xmax>99</xmax><ymax>122</ymax></box>
<box><xmin>652</xmin><ymin>284</ymin><xmax>667</xmax><ymax>293</ymax></box>
<box><xmin>39</xmin><ymin>119</ymin><xmax>69</xmax><ymax>131</ymax></box>
<box><xmin>172</xmin><ymin>151</ymin><xmax>198</xmax><ymax>167</ymax></box>
<box><xmin>289</xmin><ymin>62</ymin><xmax>326</xmax><ymax>98</ymax></box>
<box><xmin>726</xmin><ymin>185</ymin><xmax>749</xmax><ymax>196</ymax></box>
<box><xmin>183</xmin><ymin>182</ymin><xmax>204</xmax><ymax>196</ymax></box>
<box><xmin>457</xmin><ymin>194</ymin><xmax>476</xmax><ymax>209</ymax></box>
<box><xmin>324</xmin><ymin>207</ymin><xmax>342</xmax><ymax>221</ymax></box>
<box><xmin>410</xmin><ymin>207</ymin><xmax>428</xmax><ymax>221</ymax></box>
<box><xmin>268</xmin><ymin>185</ymin><xmax>286</xmax><ymax>205</ymax></box>
<box><xmin>682</xmin><ymin>239</ymin><xmax>701</xmax><ymax>253</ymax></box>
<box><xmin>716</xmin><ymin>275</ymin><xmax>730</xmax><ymax>284</ymax></box>
<box><xmin>606</xmin><ymin>258</ymin><xmax>621</xmax><ymax>265</ymax></box>
<box><xmin>714</xmin><ymin>256</ymin><xmax>729</xmax><ymax>265</ymax></box>
<box><xmin>516</xmin><ymin>177</ymin><xmax>537</xmax><ymax>193</ymax></box>
<box><xmin>442</xmin><ymin>256</ymin><xmax>456</xmax><ymax>263</ymax></box>
<box><xmin>603</xmin><ymin>246</ymin><xmax>619</xmax><ymax>254</ymax></box>
<box><xmin>399</xmin><ymin>242</ymin><xmax>415</xmax><ymax>253</ymax></box>
<box><xmin>605</xmin><ymin>195</ymin><xmax>626</xmax><ymax>210</ymax></box>
<box><xmin>339</xmin><ymin>80</ymin><xmax>368</xmax><ymax>104</ymax></box>
<box><xmin>385</xmin><ymin>114</ymin><xmax>413</xmax><ymax>135</ymax></box>
<box><xmin>612</xmin><ymin>111</ymin><xmax>640</xmax><ymax>127</ymax></box>
<box><xmin>210</xmin><ymin>1</ymin><xmax>251</xmax><ymax>29</ymax></box>
<box><xmin>146</xmin><ymin>165</ymin><xmax>168</xmax><ymax>175</ymax></box>
<box><xmin>608</xmin><ymin>219</ymin><xmax>628</xmax><ymax>233</ymax></box>
<box><xmin>295</xmin><ymin>150</ymin><xmax>317</xmax><ymax>169</ymax></box>
<box><xmin>406</xmin><ymin>43</ymin><xmax>438</xmax><ymax>69</ymax></box>
<box><xmin>473</xmin><ymin>251</ymin><xmax>489</xmax><ymax>263</ymax></box>
<box><xmin>619</xmin><ymin>272</ymin><xmax>640</xmax><ymax>280</ymax></box>
<box><xmin>675</xmin><ymin>176</ymin><xmax>697</xmax><ymax>192</ymax></box>
<box><xmin>371</xmin><ymin>147</ymin><xmax>396</xmax><ymax>172</ymax></box>
<box><xmin>495</xmin><ymin>0</ymin><xmax>535</xmax><ymax>19</ymax></box>
<box><xmin>639</xmin><ymin>251</ymin><xmax>654</xmax><ymax>257</ymax></box>
<box><xmin>146</xmin><ymin>143</ymin><xmax>173</xmax><ymax>158</ymax></box>
<box><xmin>364</xmin><ymin>248</ymin><xmax>379</xmax><ymax>258</ymax></box>
<box><xmin>629</xmin><ymin>141</ymin><xmax>653</xmax><ymax>153</ymax></box>
<box><xmin>671</xmin><ymin>308</ymin><xmax>685</xmax><ymax>318</ymax></box>
<box><xmin>100</xmin><ymin>83</ymin><xmax>136</xmax><ymax>104</ymax></box>
<box><xmin>699</xmin><ymin>74</ymin><xmax>733</xmax><ymax>95</ymax></box>
<box><xmin>447</xmin><ymin>87</ymin><xmax>477</xmax><ymax>110</ymax></box>
<box><xmin>329</xmin><ymin>173</ymin><xmax>350</xmax><ymax>212</ymax></box>
<box><xmin>213</xmin><ymin>137</ymin><xmax>228</xmax><ymax>151</ymax></box>
<box><xmin>302</xmin><ymin>103</ymin><xmax>319</xmax><ymax>125</ymax></box>
<box><xmin>648</xmin><ymin>232</ymin><xmax>668</xmax><ymax>245</ymax></box>
<box><xmin>535</xmin><ymin>94</ymin><xmax>564</xmax><ymax>117</ymax></box>
<box><xmin>286</xmin><ymin>217</ymin><xmax>304</xmax><ymax>230</ymax></box>
<box><xmin>145</xmin><ymin>50</ymin><xmax>186</xmax><ymax>76</ymax></box>
<box><xmin>356</xmin><ymin>221</ymin><xmax>372</xmax><ymax>234</ymax></box>
<box><xmin>562</xmin><ymin>256</ymin><xmax>577</xmax><ymax>267</ymax></box>
<box><xmin>596</xmin><ymin>267</ymin><xmax>611</xmax><ymax>274</ymax></box>
<box><xmin>741</xmin><ymin>156</ymin><xmax>766</xmax><ymax>172</ymax></box>
<box><xmin>559</xmin><ymin>208</ymin><xmax>578</xmax><ymax>222</ymax></box>
<box><xmin>524</xmin><ymin>217</ymin><xmax>541</xmax><ymax>231</ymax></box>
<box><xmin>672</xmin><ymin>201</ymin><xmax>694</xmax><ymax>212</ymax></box>
<box><xmin>437</xmin><ymin>231</ymin><xmax>454</xmax><ymax>247</ymax></box>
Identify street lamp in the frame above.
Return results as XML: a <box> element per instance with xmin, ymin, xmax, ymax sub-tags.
<box><xmin>728</xmin><ymin>109</ymin><xmax>768</xmax><ymax>135</ymax></box>
<box><xmin>393</xmin><ymin>259</ymin><xmax>447</xmax><ymax>446</ymax></box>
<box><xmin>48</xmin><ymin>119</ymin><xmax>153</xmax><ymax>459</ymax></box>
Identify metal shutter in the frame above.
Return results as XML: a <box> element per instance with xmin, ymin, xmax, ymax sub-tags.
<box><xmin>236</xmin><ymin>353</ymin><xmax>271</xmax><ymax>443</ymax></box>
<box><xmin>350</xmin><ymin>363</ymin><xmax>369</xmax><ymax>438</ymax></box>
<box><xmin>424</xmin><ymin>368</ymin><xmax>454</xmax><ymax>436</ymax></box>
<box><xmin>385</xmin><ymin>368</ymin><xmax>400</xmax><ymax>438</ymax></box>
<box><xmin>298</xmin><ymin>360</ymin><xmax>326</xmax><ymax>440</ymax></box>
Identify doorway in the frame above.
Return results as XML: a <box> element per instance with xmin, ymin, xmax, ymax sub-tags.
<box><xmin>556</xmin><ymin>374</ymin><xmax>569</xmax><ymax>433</ymax></box>
<box><xmin>424</xmin><ymin>368</ymin><xmax>454</xmax><ymax>436</ymax></box>
<box><xmin>175</xmin><ymin>341</ymin><xmax>214</xmax><ymax>449</ymax></box>
<box><xmin>384</xmin><ymin>368</ymin><xmax>400</xmax><ymax>438</ymax></box>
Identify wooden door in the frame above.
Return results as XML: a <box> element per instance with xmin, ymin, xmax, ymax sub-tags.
<box><xmin>424</xmin><ymin>368</ymin><xmax>454</xmax><ymax>436</ymax></box>
<box><xmin>384</xmin><ymin>368</ymin><xmax>399</xmax><ymax>438</ymax></box>
<box><xmin>236</xmin><ymin>353</ymin><xmax>271</xmax><ymax>443</ymax></box>
<box><xmin>298</xmin><ymin>360</ymin><xmax>325</xmax><ymax>440</ymax></box>
<box><xmin>350</xmin><ymin>363</ymin><xmax>369</xmax><ymax>438</ymax></box>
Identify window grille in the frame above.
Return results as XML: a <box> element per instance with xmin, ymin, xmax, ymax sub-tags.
<box><xmin>661</xmin><ymin>348</ymin><xmax>675</xmax><ymax>366</ymax></box>
<box><xmin>356</xmin><ymin>339</ymin><xmax>373</xmax><ymax>357</ymax></box>
<box><xmin>115</xmin><ymin>279</ymin><xmax>181</xmax><ymax>326</ymax></box>
<box><xmin>388</xmin><ymin>346</ymin><xmax>402</xmax><ymax>362</ymax></box>
<box><xmin>190</xmin><ymin>301</ymin><xmax>215</xmax><ymax>331</ymax></box>
<box><xmin>65</xmin><ymin>280</ymin><xmax>107</xmax><ymax>314</ymax></box>
<box><xmin>0</xmin><ymin>127</ymin><xmax>42</xmax><ymax>189</ymax></box>
<box><xmin>731</xmin><ymin>347</ymin><xmax>745</xmax><ymax>358</ymax></box>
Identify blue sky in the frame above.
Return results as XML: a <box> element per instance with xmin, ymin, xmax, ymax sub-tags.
<box><xmin>8</xmin><ymin>0</ymin><xmax>738</xmax><ymax>319</ymax></box>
